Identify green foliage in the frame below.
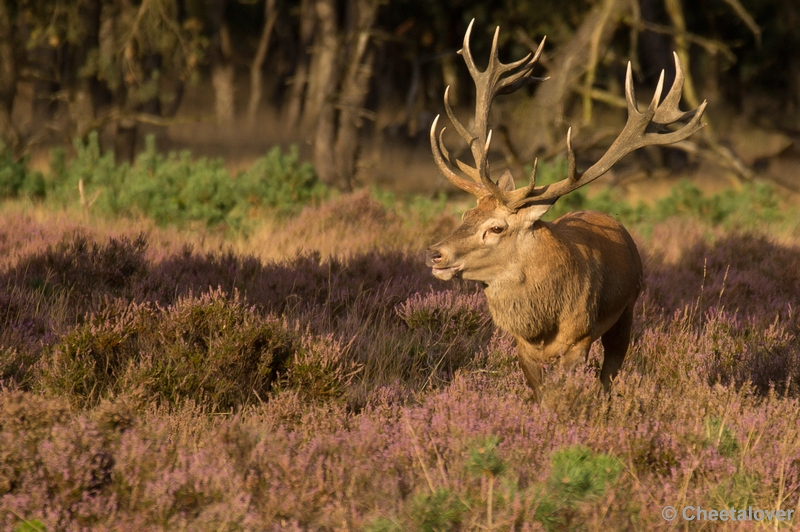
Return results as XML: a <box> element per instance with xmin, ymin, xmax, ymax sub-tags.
<box><xmin>112</xmin><ymin>136</ymin><xmax>238</xmax><ymax>227</ymax></box>
<box><xmin>534</xmin><ymin>445</ymin><xmax>623</xmax><ymax>530</ymax></box>
<box><xmin>711</xmin><ymin>471</ymin><xmax>761</xmax><ymax>510</ymax></box>
<box><xmin>541</xmin><ymin>175</ymin><xmax>787</xmax><ymax>230</ymax></box>
<box><xmin>546</xmin><ymin>445</ymin><xmax>621</xmax><ymax>502</ymax></box>
<box><xmin>703</xmin><ymin>416</ymin><xmax>739</xmax><ymax>458</ymax></box>
<box><xmin>0</xmin><ymin>146</ymin><xmax>45</xmax><ymax>199</ymax></box>
<box><xmin>408</xmin><ymin>488</ymin><xmax>468</xmax><ymax>531</ymax></box>
<box><xmin>654</xmin><ymin>180</ymin><xmax>782</xmax><ymax>227</ymax></box>
<box><xmin>371</xmin><ymin>188</ymin><xmax>450</xmax><ymax>223</ymax></box>
<box><xmin>234</xmin><ymin>145</ymin><xmax>325</xmax><ymax>215</ymax></box>
<box><xmin>466</xmin><ymin>435</ymin><xmax>507</xmax><ymax>477</ymax></box>
<box><xmin>12</xmin><ymin>518</ymin><xmax>46</xmax><ymax>532</ymax></box>
<box><xmin>37</xmin><ymin>133</ymin><xmax>325</xmax><ymax>230</ymax></box>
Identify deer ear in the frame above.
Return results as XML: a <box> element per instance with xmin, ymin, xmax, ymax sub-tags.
<box><xmin>519</xmin><ymin>202</ymin><xmax>552</xmax><ymax>223</ymax></box>
<box><xmin>497</xmin><ymin>171</ymin><xmax>516</xmax><ymax>192</ymax></box>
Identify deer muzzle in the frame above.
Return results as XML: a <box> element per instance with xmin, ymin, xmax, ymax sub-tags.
<box><xmin>425</xmin><ymin>247</ymin><xmax>462</xmax><ymax>280</ymax></box>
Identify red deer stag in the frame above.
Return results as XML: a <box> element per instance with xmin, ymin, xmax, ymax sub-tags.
<box><xmin>425</xmin><ymin>20</ymin><xmax>706</xmax><ymax>400</ymax></box>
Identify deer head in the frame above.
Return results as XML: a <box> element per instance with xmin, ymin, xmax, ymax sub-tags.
<box><xmin>425</xmin><ymin>20</ymin><xmax>706</xmax><ymax>284</ymax></box>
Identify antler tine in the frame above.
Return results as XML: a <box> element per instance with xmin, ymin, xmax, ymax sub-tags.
<box><xmin>655</xmin><ymin>52</ymin><xmax>692</xmax><ymax>123</ymax></box>
<box><xmin>497</xmin><ymin>37</ymin><xmax>548</xmax><ymax>96</ymax></box>
<box><xmin>477</xmin><ymin>130</ymin><xmax>503</xmax><ymax>197</ymax></box>
<box><xmin>429</xmin><ymin>115</ymin><xmax>486</xmax><ymax>197</ymax></box>
<box><xmin>565</xmin><ymin>127</ymin><xmax>577</xmax><ymax>181</ymax></box>
<box><xmin>527</xmin><ymin>54</ymin><xmax>706</xmax><ymax>205</ymax></box>
<box><xmin>436</xmin><ymin>126</ymin><xmax>474</xmax><ymax>180</ymax></box>
<box><xmin>443</xmin><ymin>86</ymin><xmax>476</xmax><ymax>149</ymax></box>
<box><xmin>460</xmin><ymin>19</ymin><xmax>479</xmax><ymax>77</ymax></box>
<box><xmin>505</xmin><ymin>158</ymin><xmax>541</xmax><ymax>211</ymax></box>
<box><xmin>624</xmin><ymin>62</ymin><xmax>639</xmax><ymax>116</ymax></box>
<box><xmin>649</xmin><ymin>70</ymin><xmax>665</xmax><ymax>111</ymax></box>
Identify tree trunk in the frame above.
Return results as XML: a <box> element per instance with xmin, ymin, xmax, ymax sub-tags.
<box><xmin>309</xmin><ymin>0</ymin><xmax>340</xmax><ymax>185</ymax></box>
<box><xmin>332</xmin><ymin>0</ymin><xmax>379</xmax><ymax>189</ymax></box>
<box><xmin>304</xmin><ymin>0</ymin><xmax>339</xmax><ymax>132</ymax></box>
<box><xmin>114</xmin><ymin>118</ymin><xmax>138</xmax><ymax>163</ymax></box>
<box><xmin>247</xmin><ymin>0</ymin><xmax>278</xmax><ymax>129</ymax></box>
<box><xmin>212</xmin><ymin>61</ymin><xmax>236</xmax><ymax>125</ymax></box>
<box><xmin>29</xmin><ymin>42</ymin><xmax>60</xmax><ymax>127</ymax></box>
<box><xmin>311</xmin><ymin>0</ymin><xmax>381</xmax><ymax>190</ymax></box>
<box><xmin>513</xmin><ymin>0</ymin><xmax>631</xmax><ymax>157</ymax></box>
<box><xmin>69</xmin><ymin>0</ymin><xmax>103</xmax><ymax>141</ymax></box>
<box><xmin>284</xmin><ymin>0</ymin><xmax>315</xmax><ymax>128</ymax></box>
<box><xmin>0</xmin><ymin>0</ymin><xmax>19</xmax><ymax>153</ymax></box>
<box><xmin>208</xmin><ymin>0</ymin><xmax>236</xmax><ymax>126</ymax></box>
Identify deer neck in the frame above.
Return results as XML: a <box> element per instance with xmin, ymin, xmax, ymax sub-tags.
<box><xmin>483</xmin><ymin>221</ymin><xmax>570</xmax><ymax>341</ymax></box>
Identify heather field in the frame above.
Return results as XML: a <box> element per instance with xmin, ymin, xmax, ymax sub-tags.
<box><xmin>2</xmin><ymin>147</ymin><xmax>800</xmax><ymax>530</ymax></box>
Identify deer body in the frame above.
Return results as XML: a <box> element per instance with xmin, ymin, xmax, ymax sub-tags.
<box><xmin>425</xmin><ymin>20</ymin><xmax>704</xmax><ymax>398</ymax></box>
<box><xmin>428</xmin><ymin>195</ymin><xmax>642</xmax><ymax>398</ymax></box>
<box><xmin>483</xmin><ymin>212</ymin><xmax>641</xmax><ymax>344</ymax></box>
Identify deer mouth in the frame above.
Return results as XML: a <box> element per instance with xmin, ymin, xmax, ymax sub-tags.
<box><xmin>431</xmin><ymin>264</ymin><xmax>462</xmax><ymax>280</ymax></box>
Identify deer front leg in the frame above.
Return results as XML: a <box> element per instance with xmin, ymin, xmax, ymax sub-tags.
<box><xmin>516</xmin><ymin>337</ymin><xmax>592</xmax><ymax>401</ymax></box>
<box><xmin>516</xmin><ymin>349</ymin><xmax>544</xmax><ymax>402</ymax></box>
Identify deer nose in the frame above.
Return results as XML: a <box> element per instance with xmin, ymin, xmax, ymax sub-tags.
<box><xmin>425</xmin><ymin>248</ymin><xmax>442</xmax><ymax>267</ymax></box>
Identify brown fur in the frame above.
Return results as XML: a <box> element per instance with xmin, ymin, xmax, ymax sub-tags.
<box><xmin>426</xmin><ymin>197</ymin><xmax>642</xmax><ymax>400</ymax></box>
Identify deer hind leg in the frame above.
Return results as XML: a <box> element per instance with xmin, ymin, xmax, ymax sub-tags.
<box><xmin>600</xmin><ymin>304</ymin><xmax>634</xmax><ymax>390</ymax></box>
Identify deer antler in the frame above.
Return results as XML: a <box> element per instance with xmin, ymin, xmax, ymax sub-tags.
<box><xmin>430</xmin><ymin>19</ymin><xmax>545</xmax><ymax>200</ymax></box>
<box><xmin>431</xmin><ymin>22</ymin><xmax>707</xmax><ymax>211</ymax></box>
<box><xmin>506</xmin><ymin>52</ymin><xmax>707</xmax><ymax>209</ymax></box>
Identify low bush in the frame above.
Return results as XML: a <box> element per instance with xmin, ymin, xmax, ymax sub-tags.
<box><xmin>0</xmin><ymin>148</ymin><xmax>44</xmax><ymax>199</ymax></box>
<box><xmin>36</xmin><ymin>291</ymin><xmax>300</xmax><ymax>411</ymax></box>
<box><xmin>19</xmin><ymin>132</ymin><xmax>325</xmax><ymax>231</ymax></box>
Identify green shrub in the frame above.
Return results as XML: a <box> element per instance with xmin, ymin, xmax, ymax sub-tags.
<box><xmin>0</xmin><ymin>146</ymin><xmax>45</xmax><ymax>199</ymax></box>
<box><xmin>466</xmin><ymin>435</ymin><xmax>507</xmax><ymax>478</ymax></box>
<box><xmin>546</xmin><ymin>445</ymin><xmax>621</xmax><ymax>502</ymax></box>
<box><xmin>543</xmin><ymin>177</ymin><xmax>786</xmax><ymax>230</ymax></box>
<box><xmin>408</xmin><ymin>488</ymin><xmax>468</xmax><ymax>532</ymax></box>
<box><xmin>234</xmin><ymin>145</ymin><xmax>325</xmax><ymax>215</ymax></box>
<box><xmin>116</xmin><ymin>138</ymin><xmax>238</xmax><ymax>227</ymax></box>
<box><xmin>655</xmin><ymin>179</ymin><xmax>782</xmax><ymax>226</ymax></box>
<box><xmin>534</xmin><ymin>445</ymin><xmax>623</xmax><ymax>530</ymax></box>
<box><xmin>36</xmin><ymin>132</ymin><xmax>325</xmax><ymax>230</ymax></box>
<box><xmin>11</xmin><ymin>518</ymin><xmax>47</xmax><ymax>532</ymax></box>
<box><xmin>703</xmin><ymin>416</ymin><xmax>739</xmax><ymax>458</ymax></box>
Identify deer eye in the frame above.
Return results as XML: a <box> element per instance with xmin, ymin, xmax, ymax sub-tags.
<box><xmin>489</xmin><ymin>226</ymin><xmax>504</xmax><ymax>234</ymax></box>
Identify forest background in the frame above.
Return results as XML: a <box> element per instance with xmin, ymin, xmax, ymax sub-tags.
<box><xmin>1</xmin><ymin>0</ymin><xmax>798</xmax><ymax>196</ymax></box>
